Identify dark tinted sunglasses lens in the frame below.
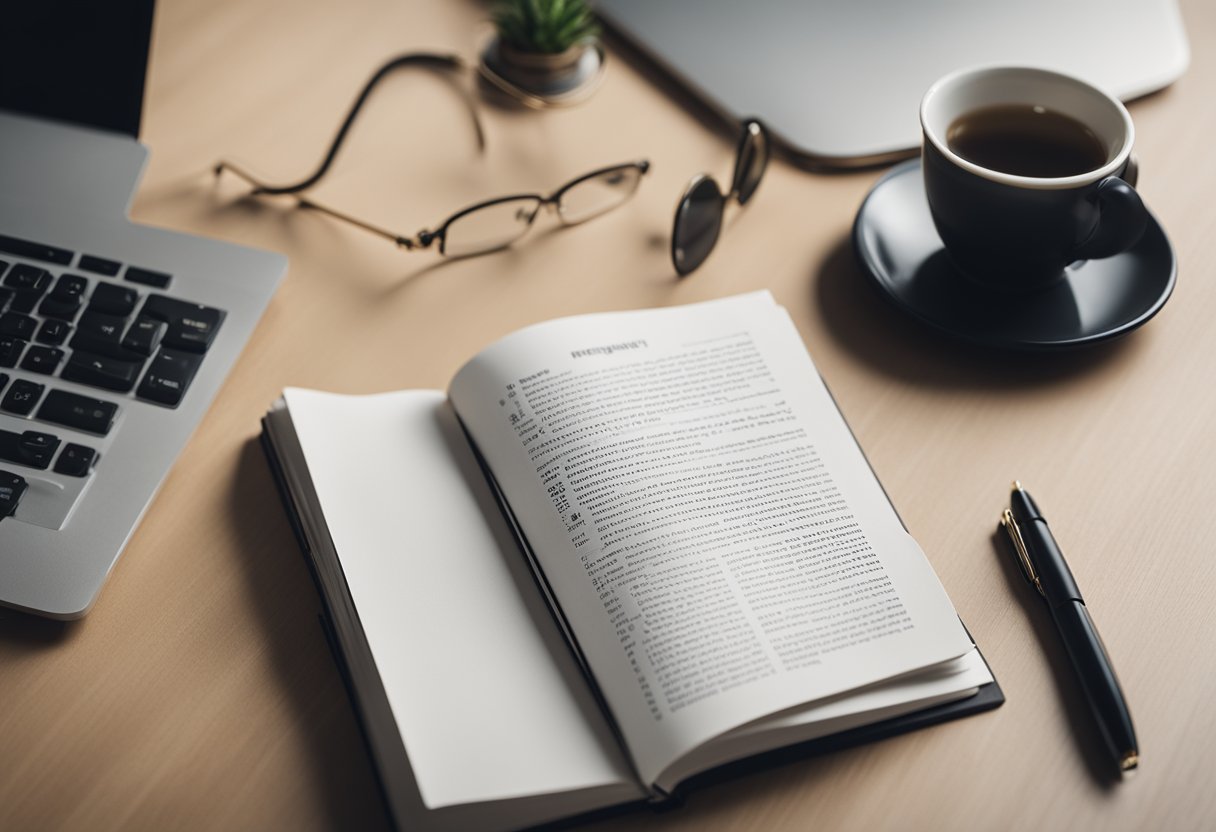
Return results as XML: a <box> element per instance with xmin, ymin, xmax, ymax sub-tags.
<box><xmin>672</xmin><ymin>177</ymin><xmax>724</xmax><ymax>276</ymax></box>
<box><xmin>734</xmin><ymin>123</ymin><xmax>769</xmax><ymax>205</ymax></box>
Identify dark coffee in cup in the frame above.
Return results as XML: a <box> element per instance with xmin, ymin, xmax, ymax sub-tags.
<box><xmin>920</xmin><ymin>67</ymin><xmax>1149</xmax><ymax>292</ymax></box>
<box><xmin>947</xmin><ymin>104</ymin><xmax>1107</xmax><ymax>178</ymax></box>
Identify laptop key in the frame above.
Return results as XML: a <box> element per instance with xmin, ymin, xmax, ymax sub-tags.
<box><xmin>1</xmin><ymin>379</ymin><xmax>45</xmax><ymax>416</ymax></box>
<box><xmin>61</xmin><ymin>350</ymin><xmax>144</xmax><ymax>393</ymax></box>
<box><xmin>23</xmin><ymin>430</ymin><xmax>61</xmax><ymax>467</ymax></box>
<box><xmin>0</xmin><ymin>429</ymin><xmax>61</xmax><ymax>470</ymax></box>
<box><xmin>20</xmin><ymin>346</ymin><xmax>65</xmax><ymax>375</ymax></box>
<box><xmin>37</xmin><ymin>389</ymin><xmax>118</xmax><ymax>435</ymax></box>
<box><xmin>38</xmin><ymin>295</ymin><xmax>82</xmax><ymax>321</ymax></box>
<box><xmin>8</xmin><ymin>291</ymin><xmax>42</xmax><ymax>314</ymax></box>
<box><xmin>0</xmin><ymin>470</ymin><xmax>27</xmax><ymax>519</ymax></box>
<box><xmin>136</xmin><ymin>348</ymin><xmax>202</xmax><ymax>406</ymax></box>
<box><xmin>0</xmin><ymin>234</ymin><xmax>74</xmax><ymax>267</ymax></box>
<box><xmin>54</xmin><ymin>443</ymin><xmax>98</xmax><ymax>477</ymax></box>
<box><xmin>71</xmin><ymin>311</ymin><xmax>129</xmax><ymax>357</ymax></box>
<box><xmin>124</xmin><ymin>266</ymin><xmax>171</xmax><ymax>289</ymax></box>
<box><xmin>53</xmin><ymin>274</ymin><xmax>89</xmax><ymax>300</ymax></box>
<box><xmin>0</xmin><ymin>287</ymin><xmax>12</xmax><ymax>311</ymax></box>
<box><xmin>0</xmin><ymin>337</ymin><xmax>25</xmax><ymax>368</ymax></box>
<box><xmin>40</xmin><ymin>274</ymin><xmax>88</xmax><ymax>320</ymax></box>
<box><xmin>36</xmin><ymin>319</ymin><xmax>71</xmax><ymax>346</ymax></box>
<box><xmin>140</xmin><ymin>295</ymin><xmax>224</xmax><ymax>352</ymax></box>
<box><xmin>5</xmin><ymin>267</ymin><xmax>51</xmax><ymax>315</ymax></box>
<box><xmin>4</xmin><ymin>264</ymin><xmax>52</xmax><ymax>293</ymax></box>
<box><xmin>78</xmin><ymin>255</ymin><xmax>121</xmax><ymax>277</ymax></box>
<box><xmin>121</xmin><ymin>317</ymin><xmax>167</xmax><ymax>356</ymax></box>
<box><xmin>20</xmin><ymin>431</ymin><xmax>59</xmax><ymax>468</ymax></box>
<box><xmin>0</xmin><ymin>312</ymin><xmax>37</xmax><ymax>340</ymax></box>
<box><xmin>88</xmin><ymin>283</ymin><xmax>138</xmax><ymax>317</ymax></box>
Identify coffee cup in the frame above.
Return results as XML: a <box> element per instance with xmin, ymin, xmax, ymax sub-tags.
<box><xmin>920</xmin><ymin>66</ymin><xmax>1148</xmax><ymax>292</ymax></box>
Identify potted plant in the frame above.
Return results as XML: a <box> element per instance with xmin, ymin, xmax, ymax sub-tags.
<box><xmin>481</xmin><ymin>0</ymin><xmax>605</xmax><ymax>105</ymax></box>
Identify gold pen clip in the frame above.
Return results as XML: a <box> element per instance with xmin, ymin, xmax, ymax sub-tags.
<box><xmin>1000</xmin><ymin>509</ymin><xmax>1044</xmax><ymax>596</ymax></box>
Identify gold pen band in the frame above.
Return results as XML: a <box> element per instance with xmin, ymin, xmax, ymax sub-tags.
<box><xmin>1000</xmin><ymin>509</ymin><xmax>1044</xmax><ymax>596</ymax></box>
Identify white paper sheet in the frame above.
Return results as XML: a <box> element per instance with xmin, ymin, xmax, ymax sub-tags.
<box><xmin>283</xmin><ymin>388</ymin><xmax>638</xmax><ymax>810</ymax></box>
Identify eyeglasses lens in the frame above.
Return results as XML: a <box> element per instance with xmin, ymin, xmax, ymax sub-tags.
<box><xmin>441</xmin><ymin>197</ymin><xmax>541</xmax><ymax>257</ymax></box>
<box><xmin>733</xmin><ymin>124</ymin><xmax>769</xmax><ymax>206</ymax></box>
<box><xmin>558</xmin><ymin>166</ymin><xmax>644</xmax><ymax>225</ymax></box>
<box><xmin>672</xmin><ymin>177</ymin><xmax>724</xmax><ymax>276</ymax></box>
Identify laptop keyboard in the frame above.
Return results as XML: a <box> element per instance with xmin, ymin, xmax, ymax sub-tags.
<box><xmin>0</xmin><ymin>234</ymin><xmax>226</xmax><ymax>526</ymax></box>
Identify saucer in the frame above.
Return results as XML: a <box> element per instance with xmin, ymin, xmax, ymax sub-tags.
<box><xmin>852</xmin><ymin>160</ymin><xmax>1176</xmax><ymax>350</ymax></box>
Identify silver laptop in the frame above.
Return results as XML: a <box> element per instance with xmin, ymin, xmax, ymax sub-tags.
<box><xmin>599</xmin><ymin>0</ymin><xmax>1190</xmax><ymax>168</ymax></box>
<box><xmin>0</xmin><ymin>1</ymin><xmax>285</xmax><ymax>617</ymax></box>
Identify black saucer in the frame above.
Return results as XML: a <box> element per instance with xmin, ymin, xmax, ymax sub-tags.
<box><xmin>852</xmin><ymin>160</ymin><xmax>1176</xmax><ymax>350</ymax></box>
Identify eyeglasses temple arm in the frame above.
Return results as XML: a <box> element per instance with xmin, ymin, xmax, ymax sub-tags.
<box><xmin>295</xmin><ymin>196</ymin><xmax>425</xmax><ymax>250</ymax></box>
<box><xmin>214</xmin><ymin>51</ymin><xmax>484</xmax><ymax>196</ymax></box>
<box><xmin>437</xmin><ymin>59</ymin><xmax>487</xmax><ymax>153</ymax></box>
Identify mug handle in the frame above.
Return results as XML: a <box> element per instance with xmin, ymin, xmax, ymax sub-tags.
<box><xmin>1072</xmin><ymin>160</ymin><xmax>1148</xmax><ymax>260</ymax></box>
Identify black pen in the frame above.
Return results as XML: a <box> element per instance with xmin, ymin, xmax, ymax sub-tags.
<box><xmin>1000</xmin><ymin>481</ymin><xmax>1139</xmax><ymax>775</ymax></box>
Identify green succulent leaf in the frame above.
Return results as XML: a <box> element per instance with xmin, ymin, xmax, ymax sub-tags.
<box><xmin>493</xmin><ymin>0</ymin><xmax>600</xmax><ymax>54</ymax></box>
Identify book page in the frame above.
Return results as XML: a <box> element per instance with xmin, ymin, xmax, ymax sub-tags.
<box><xmin>448</xmin><ymin>293</ymin><xmax>975</xmax><ymax>786</ymax></box>
<box><xmin>655</xmin><ymin>649</ymin><xmax>992</xmax><ymax>790</ymax></box>
<box><xmin>279</xmin><ymin>389</ymin><xmax>641</xmax><ymax>812</ymax></box>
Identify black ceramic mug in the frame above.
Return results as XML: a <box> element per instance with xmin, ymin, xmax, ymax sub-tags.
<box><xmin>921</xmin><ymin>66</ymin><xmax>1149</xmax><ymax>292</ymax></box>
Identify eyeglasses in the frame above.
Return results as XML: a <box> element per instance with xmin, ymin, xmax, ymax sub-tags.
<box><xmin>283</xmin><ymin>161</ymin><xmax>648</xmax><ymax>257</ymax></box>
<box><xmin>214</xmin><ymin>52</ymin><xmax>649</xmax><ymax>258</ymax></box>
<box><xmin>671</xmin><ymin>120</ymin><xmax>770</xmax><ymax>276</ymax></box>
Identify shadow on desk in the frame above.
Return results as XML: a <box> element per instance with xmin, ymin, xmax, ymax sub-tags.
<box><xmin>227</xmin><ymin>438</ymin><xmax>395</xmax><ymax>831</ymax></box>
<box><xmin>813</xmin><ymin>237</ymin><xmax>1143</xmax><ymax>391</ymax></box>
<box><xmin>0</xmin><ymin>608</ymin><xmax>75</xmax><ymax>649</ymax></box>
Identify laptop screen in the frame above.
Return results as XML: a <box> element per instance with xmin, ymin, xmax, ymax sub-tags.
<box><xmin>0</xmin><ymin>0</ymin><xmax>156</xmax><ymax>138</ymax></box>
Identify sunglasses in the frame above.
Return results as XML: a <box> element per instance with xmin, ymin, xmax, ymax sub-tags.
<box><xmin>671</xmin><ymin>120</ymin><xmax>770</xmax><ymax>276</ymax></box>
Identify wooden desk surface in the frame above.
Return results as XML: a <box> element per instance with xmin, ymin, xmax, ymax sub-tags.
<box><xmin>2</xmin><ymin>1</ymin><xmax>1214</xmax><ymax>829</ymax></box>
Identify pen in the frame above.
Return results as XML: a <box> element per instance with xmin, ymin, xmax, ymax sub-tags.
<box><xmin>999</xmin><ymin>481</ymin><xmax>1139</xmax><ymax>775</ymax></box>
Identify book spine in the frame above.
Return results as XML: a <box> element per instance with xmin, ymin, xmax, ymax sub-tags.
<box><xmin>258</xmin><ymin>424</ymin><xmax>398</xmax><ymax>824</ymax></box>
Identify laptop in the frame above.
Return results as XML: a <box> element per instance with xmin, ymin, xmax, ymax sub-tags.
<box><xmin>0</xmin><ymin>0</ymin><xmax>286</xmax><ymax>617</ymax></box>
<box><xmin>598</xmin><ymin>0</ymin><xmax>1190</xmax><ymax>168</ymax></box>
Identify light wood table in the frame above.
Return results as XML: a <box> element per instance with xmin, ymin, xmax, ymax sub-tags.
<box><xmin>2</xmin><ymin>1</ymin><xmax>1214</xmax><ymax>829</ymax></box>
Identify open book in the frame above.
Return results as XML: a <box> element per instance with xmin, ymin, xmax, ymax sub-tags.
<box><xmin>261</xmin><ymin>292</ymin><xmax>1001</xmax><ymax>831</ymax></box>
